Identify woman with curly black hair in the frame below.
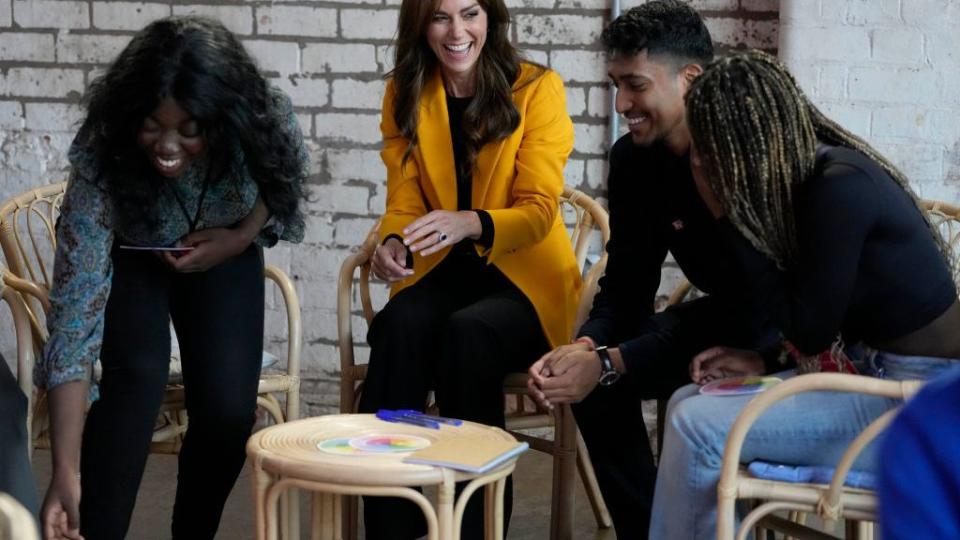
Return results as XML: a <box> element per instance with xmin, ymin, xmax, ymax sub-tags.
<box><xmin>38</xmin><ymin>16</ymin><xmax>307</xmax><ymax>540</ymax></box>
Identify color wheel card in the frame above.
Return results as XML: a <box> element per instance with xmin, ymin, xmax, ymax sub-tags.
<box><xmin>317</xmin><ymin>438</ymin><xmax>373</xmax><ymax>456</ymax></box>
<box><xmin>348</xmin><ymin>434</ymin><xmax>432</xmax><ymax>454</ymax></box>
<box><xmin>317</xmin><ymin>437</ymin><xmax>373</xmax><ymax>456</ymax></box>
<box><xmin>699</xmin><ymin>376</ymin><xmax>782</xmax><ymax>396</ymax></box>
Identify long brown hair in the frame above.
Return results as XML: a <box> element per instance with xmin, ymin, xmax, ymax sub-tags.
<box><xmin>390</xmin><ymin>0</ymin><xmax>542</xmax><ymax>176</ymax></box>
<box><xmin>685</xmin><ymin>49</ymin><xmax>949</xmax><ymax>270</ymax></box>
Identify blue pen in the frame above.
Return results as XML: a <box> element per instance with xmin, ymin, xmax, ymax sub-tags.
<box><xmin>395</xmin><ymin>409</ymin><xmax>463</xmax><ymax>426</ymax></box>
<box><xmin>376</xmin><ymin>409</ymin><xmax>440</xmax><ymax>429</ymax></box>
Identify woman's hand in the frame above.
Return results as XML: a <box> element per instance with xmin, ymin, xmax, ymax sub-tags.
<box><xmin>41</xmin><ymin>469</ymin><xmax>83</xmax><ymax>540</ymax></box>
<box><xmin>402</xmin><ymin>210</ymin><xmax>482</xmax><ymax>256</ymax></box>
<box><xmin>163</xmin><ymin>195</ymin><xmax>267</xmax><ymax>273</ymax></box>
<box><xmin>371</xmin><ymin>237</ymin><xmax>413</xmax><ymax>282</ymax></box>
<box><xmin>689</xmin><ymin>346</ymin><xmax>764</xmax><ymax>385</ymax></box>
<box><xmin>162</xmin><ymin>227</ymin><xmax>251</xmax><ymax>273</ymax></box>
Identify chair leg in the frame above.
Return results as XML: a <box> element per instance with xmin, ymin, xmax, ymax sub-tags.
<box><xmin>785</xmin><ymin>510</ymin><xmax>808</xmax><ymax>540</ymax></box>
<box><xmin>656</xmin><ymin>399</ymin><xmax>667</xmax><ymax>461</ymax></box>
<box><xmin>574</xmin><ymin>430</ymin><xmax>612</xmax><ymax>528</ymax></box>
<box><xmin>287</xmin><ymin>488</ymin><xmax>301</xmax><ymax>540</ymax></box>
<box><xmin>342</xmin><ymin>495</ymin><xmax>358</xmax><ymax>540</ymax></box>
<box><xmin>550</xmin><ymin>405</ymin><xmax>577</xmax><ymax>540</ymax></box>
<box><xmin>846</xmin><ymin>520</ymin><xmax>874</xmax><ymax>540</ymax></box>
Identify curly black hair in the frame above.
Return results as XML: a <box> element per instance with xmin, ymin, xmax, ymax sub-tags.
<box><xmin>76</xmin><ymin>15</ymin><xmax>305</xmax><ymax>232</ymax></box>
<box><xmin>601</xmin><ymin>0</ymin><xmax>714</xmax><ymax>68</ymax></box>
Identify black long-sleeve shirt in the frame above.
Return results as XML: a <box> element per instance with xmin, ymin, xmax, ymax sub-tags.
<box><xmin>447</xmin><ymin>94</ymin><xmax>493</xmax><ymax>249</ymax></box>
<box><xmin>578</xmin><ymin>135</ymin><xmax>772</xmax><ymax>373</ymax></box>
<box><xmin>721</xmin><ymin>145</ymin><xmax>957</xmax><ymax>355</ymax></box>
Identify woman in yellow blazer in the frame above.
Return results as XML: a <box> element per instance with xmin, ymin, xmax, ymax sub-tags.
<box><xmin>359</xmin><ymin>0</ymin><xmax>579</xmax><ymax>538</ymax></box>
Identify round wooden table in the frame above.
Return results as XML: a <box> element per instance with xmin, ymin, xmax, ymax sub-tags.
<box><xmin>246</xmin><ymin>413</ymin><xmax>519</xmax><ymax>540</ymax></box>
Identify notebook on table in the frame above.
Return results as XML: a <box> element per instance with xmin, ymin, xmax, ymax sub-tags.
<box><xmin>402</xmin><ymin>437</ymin><xmax>529</xmax><ymax>474</ymax></box>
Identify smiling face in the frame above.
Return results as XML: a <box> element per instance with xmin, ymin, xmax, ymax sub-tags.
<box><xmin>137</xmin><ymin>96</ymin><xmax>206</xmax><ymax>179</ymax></box>
<box><xmin>609</xmin><ymin>50</ymin><xmax>700</xmax><ymax>154</ymax></box>
<box><xmin>426</xmin><ymin>0</ymin><xmax>488</xmax><ymax>95</ymax></box>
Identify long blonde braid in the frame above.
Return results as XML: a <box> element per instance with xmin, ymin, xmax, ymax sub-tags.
<box><xmin>686</xmin><ymin>49</ymin><xmax>950</xmax><ymax>270</ymax></box>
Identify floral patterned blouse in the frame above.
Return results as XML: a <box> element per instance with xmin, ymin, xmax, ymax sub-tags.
<box><xmin>37</xmin><ymin>88</ymin><xmax>307</xmax><ymax>393</ymax></box>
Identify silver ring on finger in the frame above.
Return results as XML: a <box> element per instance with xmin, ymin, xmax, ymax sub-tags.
<box><xmin>438</xmin><ymin>232</ymin><xmax>448</xmax><ymax>242</ymax></box>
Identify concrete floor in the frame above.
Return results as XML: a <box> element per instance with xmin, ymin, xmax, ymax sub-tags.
<box><xmin>32</xmin><ymin>445</ymin><xmax>618</xmax><ymax>539</ymax></box>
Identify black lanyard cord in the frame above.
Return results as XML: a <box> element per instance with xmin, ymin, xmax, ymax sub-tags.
<box><xmin>170</xmin><ymin>170</ymin><xmax>212</xmax><ymax>234</ymax></box>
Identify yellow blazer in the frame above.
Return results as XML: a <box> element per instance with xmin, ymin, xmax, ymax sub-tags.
<box><xmin>378</xmin><ymin>63</ymin><xmax>581</xmax><ymax>348</ymax></box>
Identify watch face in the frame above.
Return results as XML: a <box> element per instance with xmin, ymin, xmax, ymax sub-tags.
<box><xmin>599</xmin><ymin>370</ymin><xmax>620</xmax><ymax>386</ymax></box>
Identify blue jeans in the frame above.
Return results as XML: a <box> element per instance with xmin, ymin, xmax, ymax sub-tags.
<box><xmin>649</xmin><ymin>350</ymin><xmax>958</xmax><ymax>540</ymax></box>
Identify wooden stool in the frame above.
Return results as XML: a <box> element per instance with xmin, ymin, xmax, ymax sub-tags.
<box><xmin>246</xmin><ymin>414</ymin><xmax>519</xmax><ymax>540</ymax></box>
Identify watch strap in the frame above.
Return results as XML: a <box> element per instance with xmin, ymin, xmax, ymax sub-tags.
<box><xmin>596</xmin><ymin>346</ymin><xmax>620</xmax><ymax>385</ymax></box>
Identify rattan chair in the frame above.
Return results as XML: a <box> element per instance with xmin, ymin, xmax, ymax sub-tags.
<box><xmin>1</xmin><ymin>267</ymin><xmax>37</xmax><ymax>457</ymax></box>
<box><xmin>337</xmin><ymin>186</ymin><xmax>612</xmax><ymax>540</ymax></box>
<box><xmin>713</xmin><ymin>199</ymin><xmax>960</xmax><ymax>540</ymax></box>
<box><xmin>716</xmin><ymin>373</ymin><xmax>924</xmax><ymax>540</ymax></box>
<box><xmin>0</xmin><ymin>492</ymin><xmax>39</xmax><ymax>540</ymax></box>
<box><xmin>923</xmin><ymin>200</ymin><xmax>960</xmax><ymax>284</ymax></box>
<box><xmin>0</xmin><ymin>182</ymin><xmax>303</xmax><ymax>453</ymax></box>
<box><xmin>0</xmin><ymin>266</ymin><xmax>39</xmax><ymax>540</ymax></box>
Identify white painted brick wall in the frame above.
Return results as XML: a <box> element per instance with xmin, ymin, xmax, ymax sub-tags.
<box><xmin>56</xmin><ymin>34</ymin><xmax>131</xmax><ymax>64</ymax></box>
<box><xmin>0</xmin><ymin>0</ymin><xmax>11</xmax><ymax>27</ymax></box>
<box><xmin>171</xmin><ymin>4</ymin><xmax>252</xmax><ymax>35</ymax></box>
<box><xmin>515</xmin><ymin>14</ymin><xmax>604</xmax><ymax>45</ymax></box>
<box><xmin>256</xmin><ymin>6</ymin><xmax>337</xmax><ymax>38</ymax></box>
<box><xmin>780</xmin><ymin>0</ymin><xmax>960</xmax><ymax>202</ymax></box>
<box><xmin>14</xmin><ymin>0</ymin><xmax>88</xmax><ymax>29</ymax></box>
<box><xmin>340</xmin><ymin>9</ymin><xmax>398</xmax><ymax>40</ymax></box>
<box><xmin>303</xmin><ymin>43</ymin><xmax>379</xmax><ymax>73</ymax></box>
<box><xmin>91</xmin><ymin>2</ymin><xmax>171</xmax><ymax>31</ymax></box>
<box><xmin>331</xmin><ymin>79</ymin><xmax>386</xmax><ymax>110</ymax></box>
<box><xmin>24</xmin><ymin>103</ymin><xmax>83</xmax><ymax>132</ymax></box>
<box><xmin>315</xmin><ymin>112</ymin><xmax>381</xmax><ymax>145</ymax></box>
<box><xmin>0</xmin><ymin>68</ymin><xmax>85</xmax><ymax>98</ymax></box>
<box><xmin>0</xmin><ymin>101</ymin><xmax>23</xmax><ymax>129</ymax></box>
<box><xmin>0</xmin><ymin>32</ymin><xmax>54</xmax><ymax>62</ymax></box>
<box><xmin>0</xmin><ymin>0</ymin><xmax>779</xmax><ymax>415</ymax></box>
<box><xmin>272</xmin><ymin>76</ymin><xmax>329</xmax><ymax>109</ymax></box>
<box><xmin>242</xmin><ymin>39</ymin><xmax>300</xmax><ymax>74</ymax></box>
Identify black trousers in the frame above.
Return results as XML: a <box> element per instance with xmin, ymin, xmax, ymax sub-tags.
<box><xmin>358</xmin><ymin>251</ymin><xmax>549</xmax><ymax>540</ymax></box>
<box><xmin>79</xmin><ymin>244</ymin><xmax>264</xmax><ymax>540</ymax></box>
<box><xmin>0</xmin><ymin>353</ymin><xmax>40</xmax><ymax>519</ymax></box>
<box><xmin>572</xmin><ymin>296</ymin><xmax>763</xmax><ymax>540</ymax></box>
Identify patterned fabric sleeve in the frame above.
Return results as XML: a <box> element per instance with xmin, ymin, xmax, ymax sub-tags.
<box><xmin>255</xmin><ymin>88</ymin><xmax>308</xmax><ymax>247</ymax></box>
<box><xmin>37</xmin><ymin>154</ymin><xmax>115</xmax><ymax>393</ymax></box>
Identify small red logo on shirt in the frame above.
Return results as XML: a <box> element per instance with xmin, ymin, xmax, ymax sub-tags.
<box><xmin>672</xmin><ymin>219</ymin><xmax>684</xmax><ymax>231</ymax></box>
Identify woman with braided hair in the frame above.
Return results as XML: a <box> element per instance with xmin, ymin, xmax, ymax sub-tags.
<box><xmin>649</xmin><ymin>50</ymin><xmax>960</xmax><ymax>539</ymax></box>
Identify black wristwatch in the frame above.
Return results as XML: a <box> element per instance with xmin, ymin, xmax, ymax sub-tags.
<box><xmin>596</xmin><ymin>346</ymin><xmax>621</xmax><ymax>386</ymax></box>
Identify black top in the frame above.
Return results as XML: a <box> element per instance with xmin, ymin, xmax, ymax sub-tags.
<box><xmin>446</xmin><ymin>94</ymin><xmax>493</xmax><ymax>248</ymax></box>
<box><xmin>447</xmin><ymin>95</ymin><xmax>472</xmax><ymax>210</ymax></box>
<box><xmin>721</xmin><ymin>145</ymin><xmax>957</xmax><ymax>355</ymax></box>
<box><xmin>578</xmin><ymin>135</ymin><xmax>775</xmax><ymax>372</ymax></box>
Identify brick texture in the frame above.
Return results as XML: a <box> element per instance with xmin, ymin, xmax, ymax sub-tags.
<box><xmin>780</xmin><ymin>0</ymin><xmax>960</xmax><ymax>203</ymax></box>
<box><xmin>0</xmin><ymin>0</ymin><xmax>780</xmax><ymax>415</ymax></box>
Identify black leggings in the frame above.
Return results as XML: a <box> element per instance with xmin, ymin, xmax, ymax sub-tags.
<box><xmin>79</xmin><ymin>244</ymin><xmax>264</xmax><ymax>540</ymax></box>
<box><xmin>358</xmin><ymin>251</ymin><xmax>550</xmax><ymax>540</ymax></box>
